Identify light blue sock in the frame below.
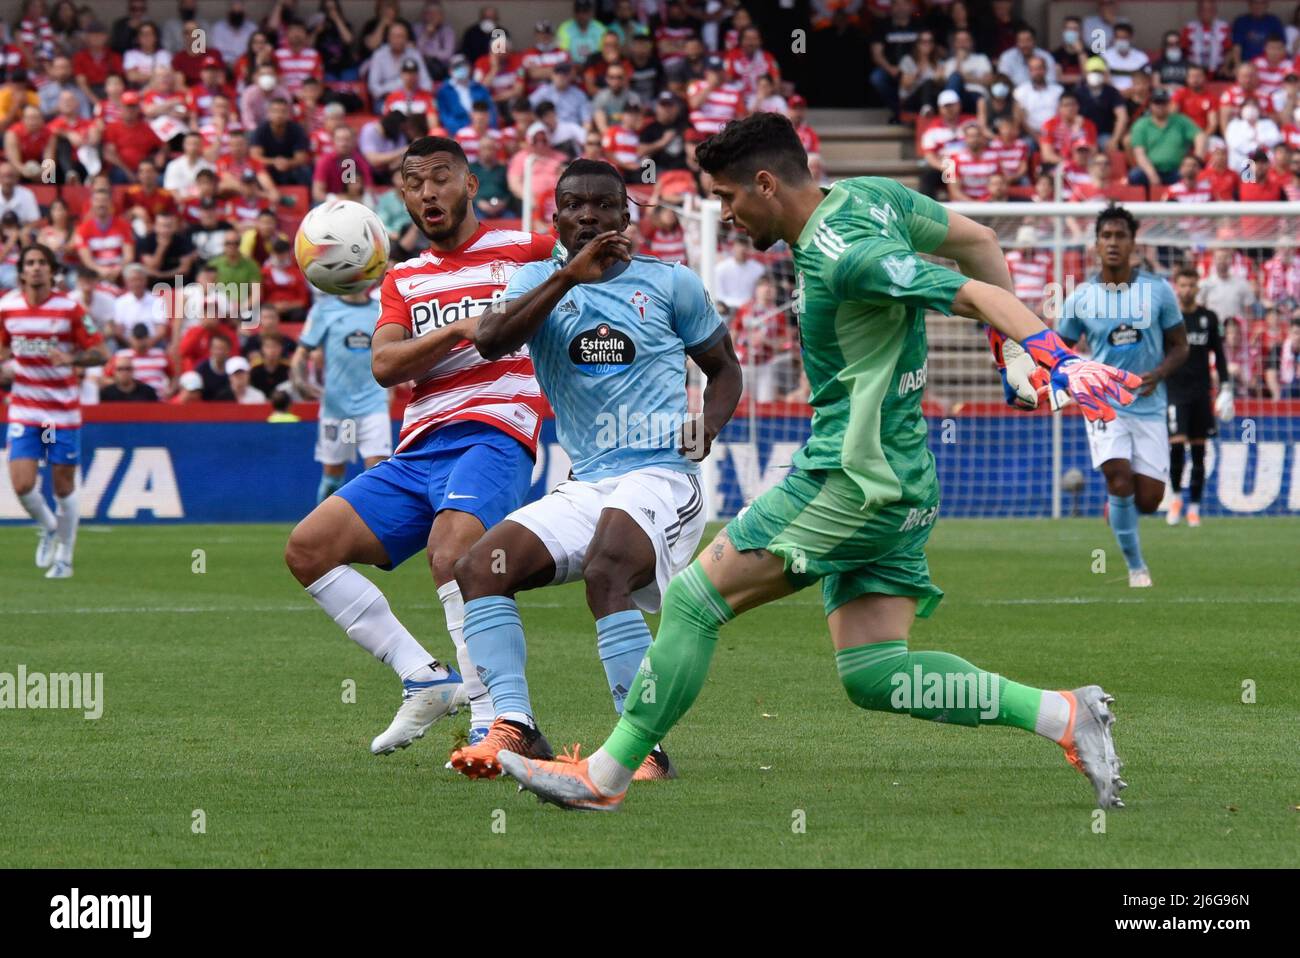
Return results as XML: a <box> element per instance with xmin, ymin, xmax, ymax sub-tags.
<box><xmin>317</xmin><ymin>473</ymin><xmax>345</xmax><ymax>503</ymax></box>
<box><xmin>463</xmin><ymin>596</ymin><xmax>532</xmax><ymax>722</ymax></box>
<box><xmin>1107</xmin><ymin>493</ymin><xmax>1146</xmax><ymax>571</ymax></box>
<box><xmin>595</xmin><ymin>610</ymin><xmax>652</xmax><ymax>714</ymax></box>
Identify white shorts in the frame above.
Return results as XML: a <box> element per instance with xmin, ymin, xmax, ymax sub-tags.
<box><xmin>1085</xmin><ymin>415</ymin><xmax>1170</xmax><ymax>481</ymax></box>
<box><xmin>315</xmin><ymin>411</ymin><xmax>393</xmax><ymax>465</ymax></box>
<box><xmin>507</xmin><ymin>466</ymin><xmax>707</xmax><ymax>613</ymax></box>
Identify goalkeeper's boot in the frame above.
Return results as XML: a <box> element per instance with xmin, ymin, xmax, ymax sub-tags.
<box><xmin>499</xmin><ymin>749</ymin><xmax>626</xmax><ymax>812</ymax></box>
<box><xmin>633</xmin><ymin>744</ymin><xmax>678</xmax><ymax>781</ymax></box>
<box><xmin>371</xmin><ymin>669</ymin><xmax>465</xmax><ymax>755</ymax></box>
<box><xmin>1128</xmin><ymin>568</ymin><xmax>1153</xmax><ymax>588</ymax></box>
<box><xmin>35</xmin><ymin>527</ymin><xmax>56</xmax><ymax>569</ymax></box>
<box><xmin>449</xmin><ymin>717</ymin><xmax>553</xmax><ymax>780</ymax></box>
<box><xmin>1186</xmin><ymin>504</ymin><xmax>1201</xmax><ymax>528</ymax></box>
<box><xmin>1166</xmin><ymin>495</ymin><xmax>1183</xmax><ymax>526</ymax></box>
<box><xmin>1058</xmin><ymin>685</ymin><xmax>1126</xmax><ymax>809</ymax></box>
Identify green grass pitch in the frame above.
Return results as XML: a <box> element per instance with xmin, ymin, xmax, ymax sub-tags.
<box><xmin>1</xmin><ymin>517</ymin><xmax>1297</xmax><ymax>868</ymax></box>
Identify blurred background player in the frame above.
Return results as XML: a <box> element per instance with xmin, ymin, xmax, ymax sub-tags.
<box><xmin>1</xmin><ymin>245</ymin><xmax>107</xmax><ymax>579</ymax></box>
<box><xmin>497</xmin><ymin>115</ymin><xmax>1142</xmax><ymax>813</ymax></box>
<box><xmin>449</xmin><ymin>159</ymin><xmax>742</xmax><ymax>781</ymax></box>
<box><xmin>283</xmin><ymin>136</ymin><xmax>554</xmax><ymax>756</ymax></box>
<box><xmin>1058</xmin><ymin>207</ymin><xmax>1189</xmax><ymax>587</ymax></box>
<box><xmin>1167</xmin><ymin>267</ymin><xmax>1232</xmax><ymax>528</ymax></box>
<box><xmin>290</xmin><ymin>289</ymin><xmax>391</xmax><ymax>504</ymax></box>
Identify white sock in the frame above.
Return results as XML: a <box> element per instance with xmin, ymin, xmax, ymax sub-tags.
<box><xmin>1037</xmin><ymin>690</ymin><xmax>1072</xmax><ymax>743</ymax></box>
<box><xmin>18</xmin><ymin>487</ymin><xmax>56</xmax><ymax>532</ymax></box>
<box><xmin>307</xmin><ymin>566</ymin><xmax>440</xmax><ymax>681</ymax></box>
<box><xmin>587</xmin><ymin>746</ymin><xmax>635</xmax><ymax>796</ymax></box>
<box><xmin>54</xmin><ymin>491</ymin><xmax>79</xmax><ymax>563</ymax></box>
<box><xmin>437</xmin><ymin>580</ymin><xmax>495</xmax><ymax>726</ymax></box>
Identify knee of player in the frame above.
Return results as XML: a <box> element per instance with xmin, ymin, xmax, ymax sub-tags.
<box><xmin>284</xmin><ymin>523</ymin><xmax>326</xmax><ymax>584</ymax></box>
<box><xmin>1135</xmin><ymin>493</ymin><xmax>1162</xmax><ymax>514</ymax></box>
<box><xmin>452</xmin><ymin>546</ymin><xmax>498</xmax><ymax>598</ymax></box>
<box><xmin>427</xmin><ymin>545</ymin><xmax>458</xmax><ymax>585</ymax></box>
<box><xmin>10</xmin><ymin>474</ymin><xmax>35</xmax><ymax>496</ymax></box>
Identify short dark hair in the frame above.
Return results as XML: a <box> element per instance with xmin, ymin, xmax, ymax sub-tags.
<box><xmin>556</xmin><ymin>158</ymin><xmax>626</xmax><ymax>202</ymax></box>
<box><xmin>695</xmin><ymin>113</ymin><xmax>810</xmax><ymax>186</ymax></box>
<box><xmin>471</xmin><ymin>99</ymin><xmax>492</xmax><ymax>112</ymax></box>
<box><xmin>1174</xmin><ymin>266</ymin><xmax>1200</xmax><ymax>282</ymax></box>
<box><xmin>17</xmin><ymin>243</ymin><xmax>58</xmax><ymax>275</ymax></box>
<box><xmin>401</xmin><ymin>135</ymin><xmax>469</xmax><ymax>171</ymax></box>
<box><xmin>1095</xmin><ymin>203</ymin><xmax>1139</xmax><ymax>239</ymax></box>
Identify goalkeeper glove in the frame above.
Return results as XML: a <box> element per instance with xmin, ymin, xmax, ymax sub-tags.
<box><xmin>987</xmin><ymin>326</ymin><xmax>1051</xmax><ymax>409</ymax></box>
<box><xmin>1020</xmin><ymin>328</ymin><xmax>1144</xmax><ymax>422</ymax></box>
<box><xmin>1215</xmin><ymin>385</ymin><xmax>1235</xmax><ymax>422</ymax></box>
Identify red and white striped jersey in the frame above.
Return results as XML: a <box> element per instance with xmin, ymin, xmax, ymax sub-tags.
<box><xmin>455</xmin><ymin>126</ymin><xmax>504</xmax><ymax>164</ymax></box>
<box><xmin>521</xmin><ymin>47</ymin><xmax>571</xmax><ymax>90</ymax></box>
<box><xmin>602</xmin><ymin>125</ymin><xmax>640</xmax><ymax>170</ymax></box>
<box><xmin>1006</xmin><ymin>249</ymin><xmax>1051</xmax><ymax>304</ymax></box>
<box><xmin>1261</xmin><ymin>255</ymin><xmax>1300</xmax><ymax>302</ymax></box>
<box><xmin>376</xmin><ymin>226</ymin><xmax>555</xmax><ymax>454</ymax></box>
<box><xmin>112</xmin><ymin>346</ymin><xmax>172</xmax><ymax>394</ymax></box>
<box><xmin>1196</xmin><ymin>249</ymin><xmax>1257</xmax><ymax>282</ymax></box>
<box><xmin>1250</xmin><ymin>54</ymin><xmax>1293</xmax><ymax>96</ymax></box>
<box><xmin>273</xmin><ymin>45</ymin><xmax>324</xmax><ymax>92</ymax></box>
<box><xmin>1166</xmin><ymin>180</ymin><xmax>1215</xmax><ymax>203</ymax></box>
<box><xmin>0</xmin><ymin>289</ymin><xmax>102</xmax><ymax>430</ymax></box>
<box><xmin>1219</xmin><ymin>84</ymin><xmax>1267</xmax><ymax>115</ymax></box>
<box><xmin>990</xmin><ymin>137</ymin><xmax>1029</xmax><ymax>177</ymax></box>
<box><xmin>1182</xmin><ymin>19</ymin><xmax>1232</xmax><ymax>73</ymax></box>
<box><xmin>687</xmin><ymin>80</ymin><xmax>745</xmax><ymax>135</ymax></box>
<box><xmin>950</xmin><ymin>147</ymin><xmax>1000</xmax><ymax>200</ymax></box>
<box><xmin>641</xmin><ymin>226</ymin><xmax>686</xmax><ymax>263</ymax></box>
<box><xmin>383</xmin><ymin>88</ymin><xmax>437</xmax><ymax>117</ymax></box>
<box><xmin>920</xmin><ymin>117</ymin><xmax>969</xmax><ymax>157</ymax></box>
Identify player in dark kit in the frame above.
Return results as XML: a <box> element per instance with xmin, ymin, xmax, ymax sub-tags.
<box><xmin>1166</xmin><ymin>267</ymin><xmax>1231</xmax><ymax>528</ymax></box>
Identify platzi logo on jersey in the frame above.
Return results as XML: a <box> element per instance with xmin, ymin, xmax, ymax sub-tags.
<box><xmin>568</xmin><ymin>323</ymin><xmax>636</xmax><ymax>375</ymax></box>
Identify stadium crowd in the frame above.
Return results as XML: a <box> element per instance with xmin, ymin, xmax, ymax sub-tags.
<box><xmin>895</xmin><ymin>0</ymin><xmax>1300</xmax><ymax>397</ymax></box>
<box><xmin>0</xmin><ymin>0</ymin><xmax>812</xmax><ymax>409</ymax></box>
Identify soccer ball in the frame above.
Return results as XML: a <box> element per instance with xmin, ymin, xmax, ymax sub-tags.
<box><xmin>294</xmin><ymin>199</ymin><xmax>390</xmax><ymax>296</ymax></box>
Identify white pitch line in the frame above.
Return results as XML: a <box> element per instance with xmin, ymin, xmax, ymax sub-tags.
<box><xmin>0</xmin><ymin>600</ymin><xmax>576</xmax><ymax>616</ymax></box>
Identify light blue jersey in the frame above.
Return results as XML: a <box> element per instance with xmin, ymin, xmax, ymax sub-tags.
<box><xmin>501</xmin><ymin>255</ymin><xmax>726</xmax><ymax>481</ymax></box>
<box><xmin>1058</xmin><ymin>270</ymin><xmax>1184</xmax><ymax>419</ymax></box>
<box><xmin>298</xmin><ymin>295</ymin><xmax>389</xmax><ymax>420</ymax></box>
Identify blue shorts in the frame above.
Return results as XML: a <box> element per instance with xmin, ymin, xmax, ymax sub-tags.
<box><xmin>6</xmin><ymin>422</ymin><xmax>81</xmax><ymax>466</ymax></box>
<box><xmin>337</xmin><ymin>420</ymin><xmax>535</xmax><ymax>570</ymax></box>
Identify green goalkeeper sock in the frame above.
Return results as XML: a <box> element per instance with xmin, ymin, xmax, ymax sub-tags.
<box><xmin>601</xmin><ymin>562</ymin><xmax>734</xmax><ymax>772</ymax></box>
<box><xmin>836</xmin><ymin>641</ymin><xmax>1067</xmax><ymax>737</ymax></box>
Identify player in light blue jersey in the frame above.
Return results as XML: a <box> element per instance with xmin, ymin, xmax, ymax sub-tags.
<box><xmin>1059</xmin><ymin>206</ymin><xmax>1189</xmax><ymax>587</ymax></box>
<box><xmin>446</xmin><ymin>159</ymin><xmax>743</xmax><ymax>780</ymax></box>
<box><xmin>291</xmin><ymin>290</ymin><xmax>392</xmax><ymax>503</ymax></box>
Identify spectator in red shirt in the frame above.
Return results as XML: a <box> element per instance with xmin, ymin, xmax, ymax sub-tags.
<box><xmin>72</xmin><ymin>20</ymin><xmax>121</xmax><ymax>98</ymax></box>
<box><xmin>1198</xmin><ymin>138</ymin><xmax>1239</xmax><ymax>198</ymax></box>
<box><xmin>730</xmin><ymin>277</ymin><xmax>797</xmax><ymax>401</ymax></box>
<box><xmin>4</xmin><ymin>104</ymin><xmax>50</xmax><ymax>181</ymax></box>
<box><xmin>173</xmin><ymin>21</ymin><xmax>220</xmax><ymax>85</ymax></box>
<box><xmin>74</xmin><ymin>188</ymin><xmax>135</xmax><ymax>284</ymax></box>
<box><xmin>260</xmin><ymin>238</ymin><xmax>311</xmax><ymax>323</ymax></box>
<box><xmin>1241</xmin><ymin>147</ymin><xmax>1288</xmax><ymax>200</ymax></box>
<box><xmin>1173</xmin><ymin>63</ymin><xmax>1219</xmax><ymax>136</ymax></box>
<box><xmin>724</xmin><ymin>26</ymin><xmax>781</xmax><ymax>97</ymax></box>
<box><xmin>102</xmin><ymin>91</ymin><xmax>164</xmax><ymax>183</ymax></box>
<box><xmin>178</xmin><ymin>308</ymin><xmax>242</xmax><ymax>374</ymax></box>
<box><xmin>1039</xmin><ymin>90</ymin><xmax>1097</xmax><ymax>166</ymax></box>
<box><xmin>312</xmin><ymin>125</ymin><xmax>374</xmax><ymax>203</ymax></box>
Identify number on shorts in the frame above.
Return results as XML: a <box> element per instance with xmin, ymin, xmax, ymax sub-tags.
<box><xmin>323</xmin><ymin>423</ymin><xmax>339</xmax><ymax>441</ymax></box>
<box><xmin>1089</xmin><ymin>418</ymin><xmax>1108</xmax><ymax>434</ymax></box>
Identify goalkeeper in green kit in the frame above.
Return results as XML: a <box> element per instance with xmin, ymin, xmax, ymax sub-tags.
<box><xmin>499</xmin><ymin>113</ymin><xmax>1140</xmax><ymax>811</ymax></box>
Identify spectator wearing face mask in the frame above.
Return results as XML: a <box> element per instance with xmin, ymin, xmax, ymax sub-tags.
<box><xmin>437</xmin><ymin>53</ymin><xmax>496</xmax><ymax>134</ymax></box>
<box><xmin>1226</xmin><ymin>101</ymin><xmax>1282</xmax><ymax>170</ymax></box>
<box><xmin>1153</xmin><ymin>32</ymin><xmax>1190</xmax><ymax>88</ymax></box>
<box><xmin>1052</xmin><ymin>16</ymin><xmax>1088</xmax><ymax>83</ymax></box>
<box><xmin>1100</xmin><ymin>23</ymin><xmax>1150</xmax><ymax>92</ymax></box>
<box><xmin>1075</xmin><ymin>57</ymin><xmax>1130</xmax><ymax>150</ymax></box>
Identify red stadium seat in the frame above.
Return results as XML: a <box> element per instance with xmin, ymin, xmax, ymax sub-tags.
<box><xmin>276</xmin><ymin>186</ymin><xmax>311</xmax><ymax>235</ymax></box>
<box><xmin>1149</xmin><ymin>184</ymin><xmax>1170</xmax><ymax>201</ymax></box>
<box><xmin>343</xmin><ymin>112</ymin><xmax>377</xmax><ymax>135</ymax></box>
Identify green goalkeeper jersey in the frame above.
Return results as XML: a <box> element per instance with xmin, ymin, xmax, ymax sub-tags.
<box><xmin>791</xmin><ymin>176</ymin><xmax>969</xmax><ymax>512</ymax></box>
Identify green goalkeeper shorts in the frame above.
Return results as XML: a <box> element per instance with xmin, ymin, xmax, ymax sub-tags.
<box><xmin>725</xmin><ymin>467</ymin><xmax>944</xmax><ymax>618</ymax></box>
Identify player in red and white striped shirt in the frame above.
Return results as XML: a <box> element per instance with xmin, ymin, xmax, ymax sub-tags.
<box><xmin>284</xmin><ymin>135</ymin><xmax>556</xmax><ymax>755</ymax></box>
<box><xmin>1</xmin><ymin>244</ymin><xmax>108</xmax><ymax>578</ymax></box>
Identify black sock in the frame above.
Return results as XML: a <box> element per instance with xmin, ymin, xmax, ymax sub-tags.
<box><xmin>1169</xmin><ymin>442</ymin><xmax>1186</xmax><ymax>493</ymax></box>
<box><xmin>1189</xmin><ymin>445</ymin><xmax>1206</xmax><ymax>504</ymax></box>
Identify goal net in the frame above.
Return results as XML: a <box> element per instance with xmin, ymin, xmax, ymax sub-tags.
<box><xmin>696</xmin><ymin>201</ymin><xmax>1300</xmax><ymax>521</ymax></box>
